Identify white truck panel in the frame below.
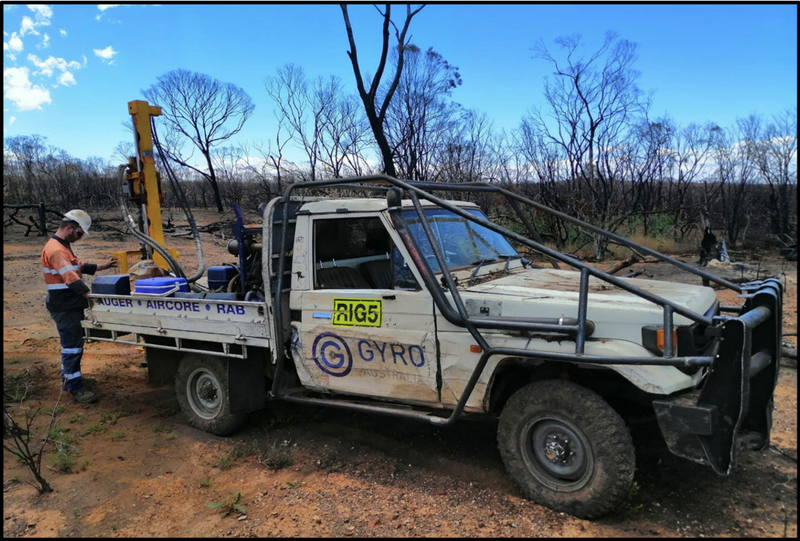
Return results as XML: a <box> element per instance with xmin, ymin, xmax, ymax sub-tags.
<box><xmin>437</xmin><ymin>330</ymin><xmax>704</xmax><ymax>411</ymax></box>
<box><xmin>85</xmin><ymin>294</ymin><xmax>270</xmax><ymax>348</ymax></box>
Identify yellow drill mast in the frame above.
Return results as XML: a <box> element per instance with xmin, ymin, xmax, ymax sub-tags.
<box><xmin>114</xmin><ymin>100</ymin><xmax>179</xmax><ymax>272</ymax></box>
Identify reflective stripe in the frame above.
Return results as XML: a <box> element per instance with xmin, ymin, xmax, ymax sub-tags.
<box><xmin>64</xmin><ymin>371</ymin><xmax>82</xmax><ymax>380</ymax></box>
<box><xmin>62</xmin><ymin>347</ymin><xmax>83</xmax><ymax>354</ymax></box>
<box><xmin>42</xmin><ymin>267</ymin><xmax>59</xmax><ymax>274</ymax></box>
<box><xmin>58</xmin><ymin>264</ymin><xmax>80</xmax><ymax>275</ymax></box>
<box><xmin>47</xmin><ymin>283</ymin><xmax>69</xmax><ymax>290</ymax></box>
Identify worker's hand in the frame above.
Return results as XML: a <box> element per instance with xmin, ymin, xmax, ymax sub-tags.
<box><xmin>98</xmin><ymin>257</ymin><xmax>118</xmax><ymax>271</ymax></box>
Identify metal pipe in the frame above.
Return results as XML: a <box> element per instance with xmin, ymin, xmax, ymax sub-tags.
<box><xmin>408</xmin><ymin>180</ymin><xmax>743</xmax><ymax>294</ymax></box>
<box><xmin>663</xmin><ymin>305</ymin><xmax>674</xmax><ymax>358</ymax></box>
<box><xmin>576</xmin><ymin>268</ymin><xmax>590</xmax><ymax>354</ymax></box>
<box><xmin>737</xmin><ymin>305</ymin><xmax>772</xmax><ymax>329</ymax></box>
<box><xmin>392</xmin><ymin>179</ymin><xmax>714</xmax><ymax>326</ymax></box>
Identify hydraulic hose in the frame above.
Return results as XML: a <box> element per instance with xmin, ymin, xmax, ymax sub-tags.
<box><xmin>117</xmin><ymin>165</ymin><xmax>186</xmax><ymax>279</ymax></box>
<box><xmin>150</xmin><ymin>118</ymin><xmax>206</xmax><ymax>284</ymax></box>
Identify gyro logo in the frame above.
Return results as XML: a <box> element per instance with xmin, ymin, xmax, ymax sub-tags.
<box><xmin>311</xmin><ymin>331</ymin><xmax>353</xmax><ymax>377</ymax></box>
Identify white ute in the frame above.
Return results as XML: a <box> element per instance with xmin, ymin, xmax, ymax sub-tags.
<box><xmin>84</xmin><ymin>175</ymin><xmax>784</xmax><ymax>518</ymax></box>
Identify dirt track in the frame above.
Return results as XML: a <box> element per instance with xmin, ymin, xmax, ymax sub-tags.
<box><xmin>3</xmin><ymin>211</ymin><xmax>797</xmax><ymax>538</ymax></box>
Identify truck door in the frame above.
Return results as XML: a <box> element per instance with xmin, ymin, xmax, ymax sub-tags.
<box><xmin>292</xmin><ymin>215</ymin><xmax>439</xmax><ymax>406</ymax></box>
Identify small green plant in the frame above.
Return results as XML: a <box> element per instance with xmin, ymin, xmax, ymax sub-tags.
<box><xmin>110</xmin><ymin>430</ymin><xmax>126</xmax><ymax>442</ymax></box>
<box><xmin>81</xmin><ymin>423</ymin><xmax>109</xmax><ymax>436</ymax></box>
<box><xmin>200</xmin><ymin>479</ymin><xmax>213</xmax><ymax>488</ymax></box>
<box><xmin>72</xmin><ymin>508</ymin><xmax>81</xmax><ymax>517</ymax></box>
<box><xmin>78</xmin><ymin>458</ymin><xmax>90</xmax><ymax>471</ymax></box>
<box><xmin>152</xmin><ymin>424</ymin><xmax>167</xmax><ymax>433</ymax></box>
<box><xmin>68</xmin><ymin>413</ymin><xmax>86</xmax><ymax>424</ymax></box>
<box><xmin>3</xmin><ymin>368</ymin><xmax>46</xmax><ymax>403</ymax></box>
<box><xmin>616</xmin><ymin>480</ymin><xmax>643</xmax><ymax>515</ymax></box>
<box><xmin>165</xmin><ymin>431</ymin><xmax>177</xmax><ymax>440</ymax></box>
<box><xmin>212</xmin><ymin>454</ymin><xmax>233</xmax><ymax>471</ymax></box>
<box><xmin>257</xmin><ymin>440</ymin><xmax>294</xmax><ymax>471</ymax></box>
<box><xmin>229</xmin><ymin>440</ymin><xmax>258</xmax><ymax>460</ymax></box>
<box><xmin>206</xmin><ymin>491</ymin><xmax>247</xmax><ymax>517</ymax></box>
<box><xmin>285</xmin><ymin>480</ymin><xmax>301</xmax><ymax>489</ymax></box>
<box><xmin>8</xmin><ymin>359</ymin><xmax>21</xmax><ymax>365</ymax></box>
<box><xmin>46</xmin><ymin>405</ymin><xmax>67</xmax><ymax>416</ymax></box>
<box><xmin>99</xmin><ymin>411</ymin><xmax>122</xmax><ymax>425</ymax></box>
<box><xmin>52</xmin><ymin>448</ymin><xmax>74</xmax><ymax>473</ymax></box>
<box><xmin>48</xmin><ymin>427</ymin><xmax>78</xmax><ymax>446</ymax></box>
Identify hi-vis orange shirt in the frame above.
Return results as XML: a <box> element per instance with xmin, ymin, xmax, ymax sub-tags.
<box><xmin>41</xmin><ymin>236</ymin><xmax>97</xmax><ymax>312</ymax></box>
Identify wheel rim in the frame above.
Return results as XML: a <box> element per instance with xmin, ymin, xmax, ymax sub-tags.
<box><xmin>186</xmin><ymin>368</ymin><xmax>222</xmax><ymax>420</ymax></box>
<box><xmin>521</xmin><ymin>415</ymin><xmax>593</xmax><ymax>491</ymax></box>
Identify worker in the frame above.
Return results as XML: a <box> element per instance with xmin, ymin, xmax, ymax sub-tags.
<box><xmin>41</xmin><ymin>210</ymin><xmax>117</xmax><ymax>404</ymax></box>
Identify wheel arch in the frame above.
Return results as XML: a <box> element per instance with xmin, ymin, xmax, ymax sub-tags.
<box><xmin>485</xmin><ymin>356</ymin><xmax>656</xmax><ymax>416</ymax></box>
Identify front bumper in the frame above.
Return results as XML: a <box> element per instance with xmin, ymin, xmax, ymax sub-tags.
<box><xmin>652</xmin><ymin>278</ymin><xmax>783</xmax><ymax>474</ymax></box>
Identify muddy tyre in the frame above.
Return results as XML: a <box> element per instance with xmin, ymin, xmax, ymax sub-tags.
<box><xmin>175</xmin><ymin>354</ymin><xmax>246</xmax><ymax>436</ymax></box>
<box><xmin>498</xmin><ymin>380</ymin><xmax>635</xmax><ymax>519</ymax></box>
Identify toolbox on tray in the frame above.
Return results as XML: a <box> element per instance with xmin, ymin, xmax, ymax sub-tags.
<box><xmin>207</xmin><ymin>266</ymin><xmax>238</xmax><ymax>291</ymax></box>
<box><xmin>133</xmin><ymin>277</ymin><xmax>188</xmax><ymax>296</ymax></box>
<box><xmin>91</xmin><ymin>274</ymin><xmax>131</xmax><ymax>295</ymax></box>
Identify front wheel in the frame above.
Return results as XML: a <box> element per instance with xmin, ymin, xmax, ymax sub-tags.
<box><xmin>175</xmin><ymin>354</ymin><xmax>246</xmax><ymax>436</ymax></box>
<box><xmin>497</xmin><ymin>380</ymin><xmax>635</xmax><ymax>519</ymax></box>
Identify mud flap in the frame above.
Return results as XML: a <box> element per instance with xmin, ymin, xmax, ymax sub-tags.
<box><xmin>228</xmin><ymin>354</ymin><xmax>267</xmax><ymax>414</ymax></box>
<box><xmin>653</xmin><ymin>278</ymin><xmax>783</xmax><ymax>474</ymax></box>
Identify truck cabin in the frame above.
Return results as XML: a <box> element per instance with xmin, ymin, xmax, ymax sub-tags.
<box><xmin>293</xmin><ymin>198</ymin><xmax>522</xmax><ymax>293</ymax></box>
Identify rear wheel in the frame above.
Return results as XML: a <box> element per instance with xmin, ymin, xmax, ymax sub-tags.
<box><xmin>497</xmin><ymin>380</ymin><xmax>635</xmax><ymax>519</ymax></box>
<box><xmin>175</xmin><ymin>354</ymin><xmax>246</xmax><ymax>435</ymax></box>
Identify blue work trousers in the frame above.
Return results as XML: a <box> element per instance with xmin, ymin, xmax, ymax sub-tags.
<box><xmin>49</xmin><ymin>310</ymin><xmax>86</xmax><ymax>394</ymax></box>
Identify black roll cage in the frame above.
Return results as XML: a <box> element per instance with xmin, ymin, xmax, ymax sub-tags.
<box><xmin>269</xmin><ymin>174</ymin><xmax>747</xmax><ymax>426</ymax></box>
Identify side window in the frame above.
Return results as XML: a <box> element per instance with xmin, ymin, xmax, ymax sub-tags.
<box><xmin>313</xmin><ymin>217</ymin><xmax>419</xmax><ymax>291</ymax></box>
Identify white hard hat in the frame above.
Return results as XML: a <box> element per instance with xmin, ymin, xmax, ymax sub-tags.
<box><xmin>64</xmin><ymin>209</ymin><xmax>92</xmax><ymax>235</ymax></box>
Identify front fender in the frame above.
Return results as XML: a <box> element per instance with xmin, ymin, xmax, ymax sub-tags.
<box><xmin>437</xmin><ymin>331</ymin><xmax>702</xmax><ymax>411</ymax></box>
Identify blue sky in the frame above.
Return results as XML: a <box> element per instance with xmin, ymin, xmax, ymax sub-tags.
<box><xmin>3</xmin><ymin>3</ymin><xmax>797</xmax><ymax>165</ymax></box>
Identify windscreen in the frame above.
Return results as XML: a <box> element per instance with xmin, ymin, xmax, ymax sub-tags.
<box><xmin>402</xmin><ymin>208</ymin><xmax>518</xmax><ymax>272</ymax></box>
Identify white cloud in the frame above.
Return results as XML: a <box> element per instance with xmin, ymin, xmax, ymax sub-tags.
<box><xmin>57</xmin><ymin>71</ymin><xmax>76</xmax><ymax>87</ymax></box>
<box><xmin>28</xmin><ymin>54</ymin><xmax>81</xmax><ymax>77</ymax></box>
<box><xmin>20</xmin><ymin>15</ymin><xmax>50</xmax><ymax>37</ymax></box>
<box><xmin>37</xmin><ymin>33</ymin><xmax>50</xmax><ymax>49</ymax></box>
<box><xmin>93</xmin><ymin>46</ymin><xmax>117</xmax><ymax>61</ymax></box>
<box><xmin>60</xmin><ymin>29</ymin><xmax>67</xmax><ymax>37</ymax></box>
<box><xmin>95</xmin><ymin>5</ymin><xmax>121</xmax><ymax>22</ymax></box>
<box><xmin>20</xmin><ymin>16</ymin><xmax>39</xmax><ymax>36</ymax></box>
<box><xmin>3</xmin><ymin>66</ymin><xmax>52</xmax><ymax>110</ymax></box>
<box><xmin>9</xmin><ymin>116</ymin><xmax>17</xmax><ymax>125</ymax></box>
<box><xmin>19</xmin><ymin>6</ymin><xmax>52</xmax><ymax>48</ymax></box>
<box><xmin>28</xmin><ymin>5</ymin><xmax>53</xmax><ymax>19</ymax></box>
<box><xmin>5</xmin><ymin>32</ymin><xmax>24</xmax><ymax>52</ymax></box>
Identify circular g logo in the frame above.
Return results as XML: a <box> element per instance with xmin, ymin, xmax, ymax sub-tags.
<box><xmin>311</xmin><ymin>332</ymin><xmax>353</xmax><ymax>377</ymax></box>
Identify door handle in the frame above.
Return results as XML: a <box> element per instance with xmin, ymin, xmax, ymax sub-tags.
<box><xmin>382</xmin><ymin>295</ymin><xmax>396</xmax><ymax>300</ymax></box>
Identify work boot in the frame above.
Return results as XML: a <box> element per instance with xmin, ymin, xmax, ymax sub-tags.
<box><xmin>72</xmin><ymin>389</ymin><xmax>97</xmax><ymax>404</ymax></box>
<box><xmin>63</xmin><ymin>378</ymin><xmax>97</xmax><ymax>391</ymax></box>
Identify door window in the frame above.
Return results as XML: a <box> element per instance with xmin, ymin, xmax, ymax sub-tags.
<box><xmin>313</xmin><ymin>217</ymin><xmax>419</xmax><ymax>290</ymax></box>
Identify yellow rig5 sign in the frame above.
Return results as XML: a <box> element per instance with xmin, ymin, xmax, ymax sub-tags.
<box><xmin>332</xmin><ymin>298</ymin><xmax>382</xmax><ymax>327</ymax></box>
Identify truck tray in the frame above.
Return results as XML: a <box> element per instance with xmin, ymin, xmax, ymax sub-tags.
<box><xmin>82</xmin><ymin>293</ymin><xmax>271</xmax><ymax>357</ymax></box>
